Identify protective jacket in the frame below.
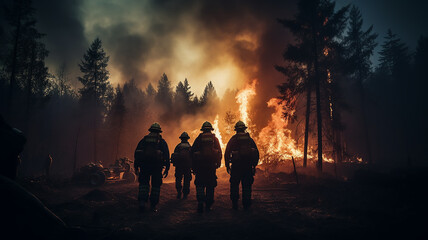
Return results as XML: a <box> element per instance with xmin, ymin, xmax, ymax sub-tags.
<box><xmin>172</xmin><ymin>142</ymin><xmax>192</xmax><ymax>170</ymax></box>
<box><xmin>225</xmin><ymin>132</ymin><xmax>259</xmax><ymax>170</ymax></box>
<box><xmin>134</xmin><ymin>132</ymin><xmax>170</xmax><ymax>171</ymax></box>
<box><xmin>191</xmin><ymin>132</ymin><xmax>222</xmax><ymax>173</ymax></box>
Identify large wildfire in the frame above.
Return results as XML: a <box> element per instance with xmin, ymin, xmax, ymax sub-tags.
<box><xmin>204</xmin><ymin>79</ymin><xmax>335</xmax><ymax>167</ymax></box>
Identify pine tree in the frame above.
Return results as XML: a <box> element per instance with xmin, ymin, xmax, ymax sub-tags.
<box><xmin>343</xmin><ymin>5</ymin><xmax>377</xmax><ymax>163</ymax></box>
<box><xmin>78</xmin><ymin>37</ymin><xmax>112</xmax><ymax>163</ymax></box>
<box><xmin>183</xmin><ymin>78</ymin><xmax>194</xmax><ymax>101</ymax></box>
<box><xmin>78</xmin><ymin>38</ymin><xmax>112</xmax><ymax>109</ymax></box>
<box><xmin>175</xmin><ymin>78</ymin><xmax>194</xmax><ymax>114</ymax></box>
<box><xmin>378</xmin><ymin>29</ymin><xmax>410</xmax><ymax>76</ymax></box>
<box><xmin>4</xmin><ymin>0</ymin><xmax>50</xmax><ymax>113</ymax></box>
<box><xmin>4</xmin><ymin>0</ymin><xmax>35</xmax><ymax>108</ymax></box>
<box><xmin>375</xmin><ymin>30</ymin><xmax>411</xmax><ymax>165</ymax></box>
<box><xmin>201</xmin><ymin>81</ymin><xmax>218</xmax><ymax>106</ymax></box>
<box><xmin>277</xmin><ymin>0</ymin><xmax>349</xmax><ymax>172</ymax></box>
<box><xmin>156</xmin><ymin>73</ymin><xmax>173</xmax><ymax>108</ymax></box>
<box><xmin>146</xmin><ymin>82</ymin><xmax>156</xmax><ymax>98</ymax></box>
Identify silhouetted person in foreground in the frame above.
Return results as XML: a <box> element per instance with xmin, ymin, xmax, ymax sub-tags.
<box><xmin>225</xmin><ymin>121</ymin><xmax>259</xmax><ymax>210</ymax></box>
<box><xmin>191</xmin><ymin>121</ymin><xmax>222</xmax><ymax>213</ymax></box>
<box><xmin>0</xmin><ymin>115</ymin><xmax>85</xmax><ymax>238</ymax></box>
<box><xmin>134</xmin><ymin>123</ymin><xmax>170</xmax><ymax>212</ymax></box>
<box><xmin>171</xmin><ymin>132</ymin><xmax>192</xmax><ymax>199</ymax></box>
<box><xmin>0</xmin><ymin>115</ymin><xmax>26</xmax><ymax>180</ymax></box>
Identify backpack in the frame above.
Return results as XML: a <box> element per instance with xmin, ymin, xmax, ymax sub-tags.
<box><xmin>232</xmin><ymin>133</ymin><xmax>258</xmax><ymax>166</ymax></box>
<box><xmin>194</xmin><ymin>133</ymin><xmax>220</xmax><ymax>169</ymax></box>
<box><xmin>135</xmin><ymin>135</ymin><xmax>162</xmax><ymax>167</ymax></box>
<box><xmin>172</xmin><ymin>142</ymin><xmax>191</xmax><ymax>168</ymax></box>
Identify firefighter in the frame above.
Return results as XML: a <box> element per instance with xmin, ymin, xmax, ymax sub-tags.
<box><xmin>191</xmin><ymin>121</ymin><xmax>222</xmax><ymax>213</ymax></box>
<box><xmin>171</xmin><ymin>132</ymin><xmax>192</xmax><ymax>199</ymax></box>
<box><xmin>134</xmin><ymin>122</ymin><xmax>170</xmax><ymax>212</ymax></box>
<box><xmin>225</xmin><ymin>121</ymin><xmax>259</xmax><ymax>210</ymax></box>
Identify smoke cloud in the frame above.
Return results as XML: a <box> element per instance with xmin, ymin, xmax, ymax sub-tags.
<box><xmin>30</xmin><ymin>0</ymin><xmax>297</xmax><ymax>126</ymax></box>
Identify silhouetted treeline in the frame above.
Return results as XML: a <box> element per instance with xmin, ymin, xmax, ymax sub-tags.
<box><xmin>0</xmin><ymin>0</ymin><xmax>221</xmax><ymax>177</ymax></box>
<box><xmin>277</xmin><ymin>0</ymin><xmax>428</xmax><ymax>168</ymax></box>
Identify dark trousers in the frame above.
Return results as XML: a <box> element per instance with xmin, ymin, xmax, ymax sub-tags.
<box><xmin>138</xmin><ymin>168</ymin><xmax>163</xmax><ymax>206</ymax></box>
<box><xmin>175</xmin><ymin>167</ymin><xmax>192</xmax><ymax>195</ymax></box>
<box><xmin>230</xmin><ymin>166</ymin><xmax>254</xmax><ymax>206</ymax></box>
<box><xmin>194</xmin><ymin>168</ymin><xmax>217</xmax><ymax>206</ymax></box>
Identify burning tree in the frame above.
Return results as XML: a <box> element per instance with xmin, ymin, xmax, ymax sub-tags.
<box><xmin>276</xmin><ymin>0</ymin><xmax>349</xmax><ymax>172</ymax></box>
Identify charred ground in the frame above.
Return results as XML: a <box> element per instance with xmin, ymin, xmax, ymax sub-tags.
<box><xmin>19</xmin><ymin>166</ymin><xmax>427</xmax><ymax>240</ymax></box>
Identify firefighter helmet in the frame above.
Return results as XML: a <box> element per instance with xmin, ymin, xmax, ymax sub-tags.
<box><xmin>179</xmin><ymin>132</ymin><xmax>190</xmax><ymax>139</ymax></box>
<box><xmin>234</xmin><ymin>120</ymin><xmax>247</xmax><ymax>131</ymax></box>
<box><xmin>148</xmin><ymin>122</ymin><xmax>162</xmax><ymax>133</ymax></box>
<box><xmin>200</xmin><ymin>121</ymin><xmax>214</xmax><ymax>131</ymax></box>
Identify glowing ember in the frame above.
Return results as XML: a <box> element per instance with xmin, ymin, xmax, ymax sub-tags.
<box><xmin>235</xmin><ymin>80</ymin><xmax>257</xmax><ymax>133</ymax></box>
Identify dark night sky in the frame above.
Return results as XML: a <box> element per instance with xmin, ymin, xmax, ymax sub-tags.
<box><xmin>336</xmin><ymin>0</ymin><xmax>428</xmax><ymax>63</ymax></box>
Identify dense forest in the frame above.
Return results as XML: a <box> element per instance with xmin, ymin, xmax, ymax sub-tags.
<box><xmin>0</xmin><ymin>0</ymin><xmax>427</xmax><ymax>178</ymax></box>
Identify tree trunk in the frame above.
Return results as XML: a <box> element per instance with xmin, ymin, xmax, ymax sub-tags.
<box><xmin>312</xmin><ymin>30</ymin><xmax>323</xmax><ymax>174</ymax></box>
<box><xmin>315</xmin><ymin>73</ymin><xmax>323</xmax><ymax>173</ymax></box>
<box><xmin>8</xmin><ymin>13</ymin><xmax>22</xmax><ymax>113</ymax></box>
<box><xmin>303</xmin><ymin>82</ymin><xmax>312</xmax><ymax>168</ymax></box>
<box><xmin>358</xmin><ymin>81</ymin><xmax>373</xmax><ymax>164</ymax></box>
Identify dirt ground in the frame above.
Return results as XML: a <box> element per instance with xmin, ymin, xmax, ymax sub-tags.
<box><xmin>20</xmin><ymin>166</ymin><xmax>427</xmax><ymax>240</ymax></box>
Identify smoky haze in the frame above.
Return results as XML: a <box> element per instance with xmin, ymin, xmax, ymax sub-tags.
<box><xmin>32</xmin><ymin>0</ymin><xmax>297</xmax><ymax>127</ymax></box>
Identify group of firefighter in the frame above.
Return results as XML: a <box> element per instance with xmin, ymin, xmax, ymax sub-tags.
<box><xmin>134</xmin><ymin>120</ymin><xmax>259</xmax><ymax>213</ymax></box>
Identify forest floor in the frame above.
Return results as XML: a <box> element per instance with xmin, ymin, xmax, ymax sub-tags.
<box><xmin>20</xmin><ymin>166</ymin><xmax>427</xmax><ymax>240</ymax></box>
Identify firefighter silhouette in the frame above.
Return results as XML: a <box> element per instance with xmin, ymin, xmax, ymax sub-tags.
<box><xmin>225</xmin><ymin>121</ymin><xmax>259</xmax><ymax>210</ymax></box>
<box><xmin>191</xmin><ymin>121</ymin><xmax>222</xmax><ymax>213</ymax></box>
<box><xmin>134</xmin><ymin>122</ymin><xmax>170</xmax><ymax>212</ymax></box>
<box><xmin>171</xmin><ymin>132</ymin><xmax>192</xmax><ymax>199</ymax></box>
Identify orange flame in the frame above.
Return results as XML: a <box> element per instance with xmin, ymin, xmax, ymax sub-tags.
<box><xmin>235</xmin><ymin>80</ymin><xmax>257</xmax><ymax>133</ymax></box>
<box><xmin>257</xmin><ymin>98</ymin><xmax>303</xmax><ymax>163</ymax></box>
<box><xmin>213</xmin><ymin>114</ymin><xmax>226</xmax><ymax>152</ymax></box>
<box><xmin>231</xmin><ymin>80</ymin><xmax>338</xmax><ymax>166</ymax></box>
